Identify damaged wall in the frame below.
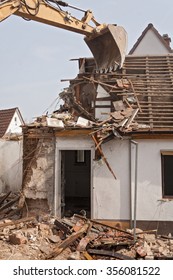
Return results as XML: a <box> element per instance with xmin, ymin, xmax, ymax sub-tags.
<box><xmin>0</xmin><ymin>139</ymin><xmax>22</xmax><ymax>193</ymax></box>
<box><xmin>22</xmin><ymin>128</ymin><xmax>173</xmax><ymax>232</ymax></box>
<box><xmin>22</xmin><ymin>129</ymin><xmax>55</xmax><ymax>213</ymax></box>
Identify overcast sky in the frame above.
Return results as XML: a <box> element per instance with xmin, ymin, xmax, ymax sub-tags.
<box><xmin>1</xmin><ymin>0</ymin><xmax>173</xmax><ymax>122</ymax></box>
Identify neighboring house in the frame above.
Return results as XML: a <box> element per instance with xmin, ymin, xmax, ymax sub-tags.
<box><xmin>129</xmin><ymin>23</ymin><xmax>172</xmax><ymax>55</ymax></box>
<box><xmin>21</xmin><ymin>52</ymin><xmax>173</xmax><ymax>234</ymax></box>
<box><xmin>0</xmin><ymin>107</ymin><xmax>24</xmax><ymax>193</ymax></box>
<box><xmin>0</xmin><ymin>107</ymin><xmax>24</xmax><ymax>138</ymax></box>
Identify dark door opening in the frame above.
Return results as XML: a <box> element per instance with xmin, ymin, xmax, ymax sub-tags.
<box><xmin>61</xmin><ymin>150</ymin><xmax>91</xmax><ymax>218</ymax></box>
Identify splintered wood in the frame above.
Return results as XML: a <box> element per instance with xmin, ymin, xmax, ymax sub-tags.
<box><xmin>0</xmin><ymin>212</ymin><xmax>173</xmax><ymax>260</ymax></box>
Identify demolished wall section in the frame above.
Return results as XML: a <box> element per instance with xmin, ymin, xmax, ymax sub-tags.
<box><xmin>22</xmin><ymin>128</ymin><xmax>55</xmax><ymax>213</ymax></box>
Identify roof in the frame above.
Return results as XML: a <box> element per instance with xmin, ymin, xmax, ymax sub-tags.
<box><xmin>118</xmin><ymin>55</ymin><xmax>173</xmax><ymax>131</ymax></box>
<box><xmin>129</xmin><ymin>23</ymin><xmax>172</xmax><ymax>55</ymax></box>
<box><xmin>69</xmin><ymin>55</ymin><xmax>173</xmax><ymax>133</ymax></box>
<box><xmin>23</xmin><ymin>54</ymin><xmax>173</xmax><ymax>137</ymax></box>
<box><xmin>0</xmin><ymin>107</ymin><xmax>23</xmax><ymax>137</ymax></box>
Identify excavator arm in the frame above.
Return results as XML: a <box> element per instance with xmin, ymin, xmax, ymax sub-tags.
<box><xmin>0</xmin><ymin>0</ymin><xmax>127</xmax><ymax>71</ymax></box>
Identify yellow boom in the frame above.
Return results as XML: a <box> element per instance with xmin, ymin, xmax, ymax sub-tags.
<box><xmin>0</xmin><ymin>0</ymin><xmax>127</xmax><ymax>71</ymax></box>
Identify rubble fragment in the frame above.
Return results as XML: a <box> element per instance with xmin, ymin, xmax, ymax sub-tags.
<box><xmin>0</xmin><ymin>211</ymin><xmax>173</xmax><ymax>260</ymax></box>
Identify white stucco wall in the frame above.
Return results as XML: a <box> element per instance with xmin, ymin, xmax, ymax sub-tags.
<box><xmin>93</xmin><ymin>139</ymin><xmax>130</xmax><ymax>220</ymax></box>
<box><xmin>93</xmin><ymin>138</ymin><xmax>173</xmax><ymax>221</ymax></box>
<box><xmin>0</xmin><ymin>139</ymin><xmax>23</xmax><ymax>193</ymax></box>
<box><xmin>6</xmin><ymin>111</ymin><xmax>23</xmax><ymax>134</ymax></box>
<box><xmin>55</xmin><ymin>136</ymin><xmax>173</xmax><ymax>222</ymax></box>
<box><xmin>131</xmin><ymin>139</ymin><xmax>173</xmax><ymax>221</ymax></box>
<box><xmin>132</xmin><ymin>29</ymin><xmax>170</xmax><ymax>55</ymax></box>
<box><xmin>95</xmin><ymin>85</ymin><xmax>111</xmax><ymax>120</ymax></box>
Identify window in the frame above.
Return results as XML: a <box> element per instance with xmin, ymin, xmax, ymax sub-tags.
<box><xmin>75</xmin><ymin>150</ymin><xmax>86</xmax><ymax>164</ymax></box>
<box><xmin>14</xmin><ymin>117</ymin><xmax>17</xmax><ymax>125</ymax></box>
<box><xmin>161</xmin><ymin>151</ymin><xmax>173</xmax><ymax>198</ymax></box>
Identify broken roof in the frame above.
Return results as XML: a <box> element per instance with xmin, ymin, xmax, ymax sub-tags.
<box><xmin>25</xmin><ymin>54</ymin><xmax>173</xmax><ymax>137</ymax></box>
<box><xmin>0</xmin><ymin>107</ymin><xmax>24</xmax><ymax>138</ymax></box>
<box><xmin>129</xmin><ymin>23</ymin><xmax>172</xmax><ymax>55</ymax></box>
<box><xmin>62</xmin><ymin>54</ymin><xmax>173</xmax><ymax>133</ymax></box>
<box><xmin>123</xmin><ymin>55</ymin><xmax>173</xmax><ymax>131</ymax></box>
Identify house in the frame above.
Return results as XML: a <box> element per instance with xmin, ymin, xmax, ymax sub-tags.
<box><xmin>129</xmin><ymin>23</ymin><xmax>172</xmax><ymax>55</ymax></box>
<box><xmin>0</xmin><ymin>107</ymin><xmax>24</xmax><ymax>193</ymax></box>
<box><xmin>20</xmin><ymin>52</ymin><xmax>173</xmax><ymax>234</ymax></box>
<box><xmin>0</xmin><ymin>107</ymin><xmax>24</xmax><ymax>138</ymax></box>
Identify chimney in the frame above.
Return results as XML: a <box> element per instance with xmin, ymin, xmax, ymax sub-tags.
<box><xmin>162</xmin><ymin>34</ymin><xmax>171</xmax><ymax>46</ymax></box>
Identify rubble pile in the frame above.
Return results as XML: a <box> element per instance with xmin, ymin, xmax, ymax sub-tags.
<box><xmin>26</xmin><ymin>103</ymin><xmax>144</xmax><ymax>144</ymax></box>
<box><xmin>24</xmin><ymin>74</ymin><xmax>152</xmax><ymax>149</ymax></box>
<box><xmin>0</xmin><ymin>213</ymin><xmax>173</xmax><ymax>260</ymax></box>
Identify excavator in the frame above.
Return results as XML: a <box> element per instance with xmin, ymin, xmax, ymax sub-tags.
<box><xmin>0</xmin><ymin>0</ymin><xmax>127</xmax><ymax>72</ymax></box>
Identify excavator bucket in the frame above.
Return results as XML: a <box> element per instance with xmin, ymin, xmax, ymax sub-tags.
<box><xmin>84</xmin><ymin>24</ymin><xmax>127</xmax><ymax>72</ymax></box>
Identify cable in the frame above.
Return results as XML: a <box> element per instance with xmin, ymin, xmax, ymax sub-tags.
<box><xmin>42</xmin><ymin>96</ymin><xmax>61</xmax><ymax>115</ymax></box>
<box><xmin>21</xmin><ymin>0</ymin><xmax>40</xmax><ymax>16</ymax></box>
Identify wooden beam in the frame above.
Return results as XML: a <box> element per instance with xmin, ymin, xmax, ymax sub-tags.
<box><xmin>0</xmin><ymin>216</ymin><xmax>36</xmax><ymax>229</ymax></box>
<box><xmin>46</xmin><ymin>222</ymin><xmax>90</xmax><ymax>259</ymax></box>
<box><xmin>55</xmin><ymin>129</ymin><xmax>93</xmax><ymax>137</ymax></box>
<box><xmin>87</xmin><ymin>249</ymin><xmax>134</xmax><ymax>260</ymax></box>
<box><xmin>91</xmin><ymin>134</ymin><xmax>117</xmax><ymax>179</ymax></box>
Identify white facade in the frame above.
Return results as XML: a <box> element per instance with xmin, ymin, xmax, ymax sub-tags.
<box><xmin>54</xmin><ymin>137</ymin><xmax>173</xmax><ymax>222</ymax></box>
<box><xmin>132</xmin><ymin>139</ymin><xmax>173</xmax><ymax>221</ymax></box>
<box><xmin>6</xmin><ymin>110</ymin><xmax>23</xmax><ymax>135</ymax></box>
<box><xmin>95</xmin><ymin>85</ymin><xmax>111</xmax><ymax>120</ymax></box>
<box><xmin>0</xmin><ymin>139</ymin><xmax>23</xmax><ymax>193</ymax></box>
<box><xmin>131</xmin><ymin>29</ymin><xmax>171</xmax><ymax>55</ymax></box>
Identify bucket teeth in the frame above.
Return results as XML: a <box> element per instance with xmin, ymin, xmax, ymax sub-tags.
<box><xmin>84</xmin><ymin>24</ymin><xmax>127</xmax><ymax>72</ymax></box>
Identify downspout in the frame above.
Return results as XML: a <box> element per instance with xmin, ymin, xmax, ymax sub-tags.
<box><xmin>130</xmin><ymin>140</ymin><xmax>138</xmax><ymax>242</ymax></box>
<box><xmin>129</xmin><ymin>139</ymin><xmax>132</xmax><ymax>229</ymax></box>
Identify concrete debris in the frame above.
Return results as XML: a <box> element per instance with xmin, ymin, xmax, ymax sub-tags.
<box><xmin>46</xmin><ymin>117</ymin><xmax>64</xmax><ymax>128</ymax></box>
<box><xmin>24</xmin><ymin>76</ymin><xmax>147</xmax><ymax>143</ymax></box>
<box><xmin>0</xmin><ymin>211</ymin><xmax>173</xmax><ymax>260</ymax></box>
<box><xmin>76</xmin><ymin>116</ymin><xmax>90</xmax><ymax>127</ymax></box>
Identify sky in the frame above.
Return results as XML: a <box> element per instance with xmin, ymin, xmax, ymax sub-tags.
<box><xmin>1</xmin><ymin>0</ymin><xmax>173</xmax><ymax>122</ymax></box>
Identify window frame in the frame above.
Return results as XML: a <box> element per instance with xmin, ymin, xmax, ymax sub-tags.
<box><xmin>161</xmin><ymin>150</ymin><xmax>173</xmax><ymax>199</ymax></box>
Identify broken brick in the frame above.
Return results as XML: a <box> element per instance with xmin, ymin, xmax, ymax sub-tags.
<box><xmin>9</xmin><ymin>232</ymin><xmax>27</xmax><ymax>245</ymax></box>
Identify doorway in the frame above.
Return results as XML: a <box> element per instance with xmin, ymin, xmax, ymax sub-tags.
<box><xmin>61</xmin><ymin>150</ymin><xmax>91</xmax><ymax>218</ymax></box>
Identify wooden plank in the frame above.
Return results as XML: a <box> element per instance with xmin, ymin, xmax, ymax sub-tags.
<box><xmin>0</xmin><ymin>196</ymin><xmax>19</xmax><ymax>212</ymax></box>
<box><xmin>55</xmin><ymin>129</ymin><xmax>93</xmax><ymax>137</ymax></box>
<box><xmin>0</xmin><ymin>216</ymin><xmax>36</xmax><ymax>229</ymax></box>
<box><xmin>129</xmin><ymin>80</ymin><xmax>142</xmax><ymax>112</ymax></box>
<box><xmin>83</xmin><ymin>251</ymin><xmax>93</xmax><ymax>260</ymax></box>
<box><xmin>137</xmin><ymin>116</ymin><xmax>173</xmax><ymax>119</ymax></box>
<box><xmin>91</xmin><ymin>134</ymin><xmax>117</xmax><ymax>180</ymax></box>
<box><xmin>83</xmin><ymin>76</ymin><xmax>118</xmax><ymax>90</ymax></box>
<box><xmin>131</xmin><ymin>133</ymin><xmax>173</xmax><ymax>139</ymax></box>
<box><xmin>87</xmin><ymin>249</ymin><xmax>134</xmax><ymax>260</ymax></box>
<box><xmin>54</xmin><ymin>219</ymin><xmax>71</xmax><ymax>235</ymax></box>
<box><xmin>46</xmin><ymin>222</ymin><xmax>90</xmax><ymax>259</ymax></box>
<box><xmin>74</xmin><ymin>214</ymin><xmax>133</xmax><ymax>237</ymax></box>
<box><xmin>0</xmin><ymin>192</ymin><xmax>11</xmax><ymax>207</ymax></box>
